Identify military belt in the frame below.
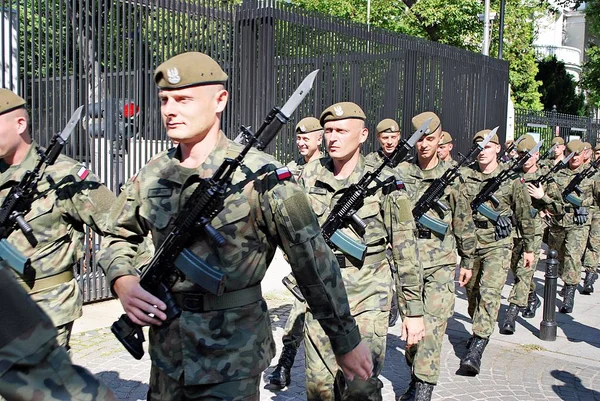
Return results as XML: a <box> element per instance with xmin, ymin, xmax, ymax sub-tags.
<box><xmin>27</xmin><ymin>269</ymin><xmax>75</xmax><ymax>294</ymax></box>
<box><xmin>173</xmin><ymin>285</ymin><xmax>262</xmax><ymax>313</ymax></box>
<box><xmin>335</xmin><ymin>252</ymin><xmax>386</xmax><ymax>269</ymax></box>
<box><xmin>474</xmin><ymin>220</ymin><xmax>489</xmax><ymax>229</ymax></box>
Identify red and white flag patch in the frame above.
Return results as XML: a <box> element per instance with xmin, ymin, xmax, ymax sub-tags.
<box><xmin>276</xmin><ymin>167</ymin><xmax>292</xmax><ymax>181</ymax></box>
<box><xmin>76</xmin><ymin>166</ymin><xmax>89</xmax><ymax>180</ymax></box>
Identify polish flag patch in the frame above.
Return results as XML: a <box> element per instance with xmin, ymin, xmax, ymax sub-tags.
<box><xmin>396</xmin><ymin>180</ymin><xmax>405</xmax><ymax>190</ymax></box>
<box><xmin>76</xmin><ymin>166</ymin><xmax>89</xmax><ymax>180</ymax></box>
<box><xmin>276</xmin><ymin>167</ymin><xmax>292</xmax><ymax>181</ymax></box>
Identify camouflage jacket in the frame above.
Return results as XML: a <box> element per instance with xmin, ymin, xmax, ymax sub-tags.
<box><xmin>97</xmin><ymin>132</ymin><xmax>361</xmax><ymax>385</ymax></box>
<box><xmin>0</xmin><ymin>142</ymin><xmax>115</xmax><ymax>327</ymax></box>
<box><xmin>364</xmin><ymin>149</ymin><xmax>384</xmax><ymax>165</ymax></box>
<box><xmin>299</xmin><ymin>155</ymin><xmax>423</xmax><ymax>317</ymax></box>
<box><xmin>404</xmin><ymin>160</ymin><xmax>476</xmax><ymax>270</ymax></box>
<box><xmin>540</xmin><ymin>164</ymin><xmax>600</xmax><ymax>229</ymax></box>
<box><xmin>512</xmin><ymin>168</ymin><xmax>545</xmax><ymax>242</ymax></box>
<box><xmin>460</xmin><ymin>163</ymin><xmax>536</xmax><ymax>251</ymax></box>
<box><xmin>286</xmin><ymin>156</ymin><xmax>307</xmax><ymax>181</ymax></box>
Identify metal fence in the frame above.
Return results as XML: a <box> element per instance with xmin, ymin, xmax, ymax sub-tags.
<box><xmin>2</xmin><ymin>0</ymin><xmax>509</xmax><ymax>302</ymax></box>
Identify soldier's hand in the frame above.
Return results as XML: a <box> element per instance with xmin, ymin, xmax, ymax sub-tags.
<box><xmin>526</xmin><ymin>183</ymin><xmax>545</xmax><ymax>199</ymax></box>
<box><xmin>401</xmin><ymin>316</ymin><xmax>425</xmax><ymax>346</ymax></box>
<box><xmin>457</xmin><ymin>268</ymin><xmax>472</xmax><ymax>287</ymax></box>
<box><xmin>523</xmin><ymin>251</ymin><xmax>535</xmax><ymax>268</ymax></box>
<box><xmin>494</xmin><ymin>215</ymin><xmax>513</xmax><ymax>240</ymax></box>
<box><xmin>113</xmin><ymin>275</ymin><xmax>167</xmax><ymax>326</ymax></box>
<box><xmin>335</xmin><ymin>341</ymin><xmax>373</xmax><ymax>381</ymax></box>
<box><xmin>574</xmin><ymin>206</ymin><xmax>589</xmax><ymax>225</ymax></box>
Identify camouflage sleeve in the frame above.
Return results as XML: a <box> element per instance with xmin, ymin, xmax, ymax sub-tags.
<box><xmin>260</xmin><ymin>174</ymin><xmax>361</xmax><ymax>356</ymax></box>
<box><xmin>384</xmin><ymin>191</ymin><xmax>423</xmax><ymax>317</ymax></box>
<box><xmin>450</xmin><ymin>181</ymin><xmax>476</xmax><ymax>270</ymax></box>
<box><xmin>512</xmin><ymin>178</ymin><xmax>536</xmax><ymax>252</ymax></box>
<box><xmin>537</xmin><ymin>180</ymin><xmax>565</xmax><ymax>215</ymax></box>
<box><xmin>96</xmin><ymin>178</ymin><xmax>149</xmax><ymax>288</ymax></box>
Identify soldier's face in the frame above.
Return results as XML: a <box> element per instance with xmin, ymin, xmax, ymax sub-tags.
<box><xmin>584</xmin><ymin>149</ymin><xmax>591</xmax><ymax>162</ymax></box>
<box><xmin>296</xmin><ymin>131</ymin><xmax>322</xmax><ymax>157</ymax></box>
<box><xmin>437</xmin><ymin>143</ymin><xmax>453</xmax><ymax>160</ymax></box>
<box><xmin>159</xmin><ymin>84</ymin><xmax>228</xmax><ymax>144</ymax></box>
<box><xmin>569</xmin><ymin>152</ymin><xmax>584</xmax><ymax>169</ymax></box>
<box><xmin>555</xmin><ymin>144</ymin><xmax>565</xmax><ymax>157</ymax></box>
<box><xmin>416</xmin><ymin>128</ymin><xmax>441</xmax><ymax>160</ymax></box>
<box><xmin>0</xmin><ymin>109</ymin><xmax>28</xmax><ymax>161</ymax></box>
<box><xmin>477</xmin><ymin>142</ymin><xmax>500</xmax><ymax>165</ymax></box>
<box><xmin>377</xmin><ymin>132</ymin><xmax>400</xmax><ymax>156</ymax></box>
<box><xmin>324</xmin><ymin>119</ymin><xmax>368</xmax><ymax>161</ymax></box>
<box><xmin>521</xmin><ymin>151</ymin><xmax>539</xmax><ymax>169</ymax></box>
<box><xmin>595</xmin><ymin>150</ymin><xmax>600</xmax><ymax>160</ymax></box>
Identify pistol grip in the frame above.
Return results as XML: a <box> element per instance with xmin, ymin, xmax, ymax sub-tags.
<box><xmin>330</xmin><ymin>230</ymin><xmax>367</xmax><ymax>262</ymax></box>
<box><xmin>417</xmin><ymin>215</ymin><xmax>449</xmax><ymax>235</ymax></box>
<box><xmin>0</xmin><ymin>239</ymin><xmax>30</xmax><ymax>274</ymax></box>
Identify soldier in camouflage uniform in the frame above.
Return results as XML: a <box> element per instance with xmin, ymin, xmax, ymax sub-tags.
<box><xmin>97</xmin><ymin>52</ymin><xmax>372</xmax><ymax>401</ymax></box>
<box><xmin>365</xmin><ymin>118</ymin><xmax>401</xmax><ymax>165</ymax></box>
<box><xmin>299</xmin><ymin>102</ymin><xmax>424</xmax><ymax>401</ymax></box>
<box><xmin>459</xmin><ymin>129</ymin><xmax>536</xmax><ymax>375</ymax></box>
<box><xmin>539</xmin><ymin>136</ymin><xmax>566</xmax><ymax>169</ymax></box>
<box><xmin>594</xmin><ymin>143</ymin><xmax>600</xmax><ymax>161</ymax></box>
<box><xmin>0</xmin><ymin>89</ymin><xmax>116</xmax><ymax>351</ymax></box>
<box><xmin>436</xmin><ymin>131</ymin><xmax>455</xmax><ymax>165</ymax></box>
<box><xmin>0</xmin><ymin>263</ymin><xmax>117</xmax><ymax>401</ymax></box>
<box><xmin>267</xmin><ymin>116</ymin><xmax>323</xmax><ymax>390</ymax></box>
<box><xmin>583</xmin><ymin>142</ymin><xmax>593</xmax><ymax>164</ymax></box>
<box><xmin>582</xmin><ymin>143</ymin><xmax>600</xmax><ymax>294</ymax></box>
<box><xmin>535</xmin><ymin>140</ymin><xmax>600</xmax><ymax>313</ymax></box>
<box><xmin>398</xmin><ymin>112</ymin><xmax>476</xmax><ymax>401</ymax></box>
<box><xmin>500</xmin><ymin>135</ymin><xmax>544</xmax><ymax>334</ymax></box>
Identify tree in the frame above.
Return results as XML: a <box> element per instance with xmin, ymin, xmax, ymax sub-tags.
<box><xmin>581</xmin><ymin>45</ymin><xmax>600</xmax><ymax>109</ymax></box>
<box><xmin>537</xmin><ymin>56</ymin><xmax>586</xmax><ymax>114</ymax></box>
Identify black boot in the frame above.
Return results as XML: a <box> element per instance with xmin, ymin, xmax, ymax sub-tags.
<box><xmin>522</xmin><ymin>291</ymin><xmax>541</xmax><ymax>318</ymax></box>
<box><xmin>582</xmin><ymin>271</ymin><xmax>598</xmax><ymax>295</ymax></box>
<box><xmin>460</xmin><ymin>336</ymin><xmax>489</xmax><ymax>375</ymax></box>
<box><xmin>560</xmin><ymin>284</ymin><xmax>576</xmax><ymax>314</ymax></box>
<box><xmin>500</xmin><ymin>303</ymin><xmax>519</xmax><ymax>335</ymax></box>
<box><xmin>398</xmin><ymin>376</ymin><xmax>416</xmax><ymax>401</ymax></box>
<box><xmin>266</xmin><ymin>344</ymin><xmax>297</xmax><ymax>390</ymax></box>
<box><xmin>413</xmin><ymin>381</ymin><xmax>435</xmax><ymax>401</ymax></box>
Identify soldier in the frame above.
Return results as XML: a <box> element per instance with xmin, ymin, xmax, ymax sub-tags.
<box><xmin>97</xmin><ymin>52</ymin><xmax>372</xmax><ymax>400</ymax></box>
<box><xmin>437</xmin><ymin>131</ymin><xmax>455</xmax><ymax>164</ymax></box>
<box><xmin>459</xmin><ymin>129</ymin><xmax>536</xmax><ymax>375</ymax></box>
<box><xmin>365</xmin><ymin>118</ymin><xmax>401</xmax><ymax>164</ymax></box>
<box><xmin>500</xmin><ymin>139</ymin><xmax>517</xmax><ymax>163</ymax></box>
<box><xmin>583</xmin><ymin>142</ymin><xmax>593</xmax><ymax>164</ymax></box>
<box><xmin>0</xmin><ymin>263</ymin><xmax>117</xmax><ymax>401</ymax></box>
<box><xmin>299</xmin><ymin>102</ymin><xmax>424</xmax><ymax>401</ymax></box>
<box><xmin>500</xmin><ymin>135</ymin><xmax>544</xmax><ymax>334</ymax></box>
<box><xmin>0</xmin><ymin>89</ymin><xmax>116</xmax><ymax>351</ymax></box>
<box><xmin>267</xmin><ymin>116</ymin><xmax>323</xmax><ymax>390</ymax></box>
<box><xmin>398</xmin><ymin>112</ymin><xmax>475</xmax><ymax>401</ymax></box>
<box><xmin>540</xmin><ymin>137</ymin><xmax>566</xmax><ymax>168</ymax></box>
<box><xmin>594</xmin><ymin>143</ymin><xmax>600</xmax><ymax>161</ymax></box>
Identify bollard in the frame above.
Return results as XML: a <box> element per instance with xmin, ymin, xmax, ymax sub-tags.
<box><xmin>540</xmin><ymin>249</ymin><xmax>559</xmax><ymax>341</ymax></box>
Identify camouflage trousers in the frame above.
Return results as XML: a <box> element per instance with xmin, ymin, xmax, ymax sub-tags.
<box><xmin>466</xmin><ymin>246</ymin><xmax>512</xmax><ymax>339</ymax></box>
<box><xmin>404</xmin><ymin>264</ymin><xmax>455</xmax><ymax>384</ymax></box>
<box><xmin>548</xmin><ymin>225</ymin><xmax>591</xmax><ymax>285</ymax></box>
<box><xmin>583</xmin><ymin>211</ymin><xmax>600</xmax><ymax>272</ymax></box>
<box><xmin>56</xmin><ymin>321</ymin><xmax>74</xmax><ymax>352</ymax></box>
<box><xmin>304</xmin><ymin>309</ymin><xmax>388</xmax><ymax>401</ymax></box>
<box><xmin>508</xmin><ymin>237</ymin><xmax>541</xmax><ymax>307</ymax></box>
<box><xmin>282</xmin><ymin>298</ymin><xmax>306</xmax><ymax>349</ymax></box>
<box><xmin>148</xmin><ymin>365</ymin><xmax>260</xmax><ymax>401</ymax></box>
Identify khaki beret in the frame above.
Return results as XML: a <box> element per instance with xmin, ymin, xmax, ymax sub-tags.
<box><xmin>439</xmin><ymin>131</ymin><xmax>453</xmax><ymax>145</ymax></box>
<box><xmin>154</xmin><ymin>52</ymin><xmax>228</xmax><ymax>90</ymax></box>
<box><xmin>473</xmin><ymin>129</ymin><xmax>499</xmax><ymax>145</ymax></box>
<box><xmin>583</xmin><ymin>141</ymin><xmax>592</xmax><ymax>150</ymax></box>
<box><xmin>295</xmin><ymin>117</ymin><xmax>322</xmax><ymax>134</ymax></box>
<box><xmin>551</xmin><ymin>137</ymin><xmax>565</xmax><ymax>145</ymax></box>
<box><xmin>320</xmin><ymin>102</ymin><xmax>366</xmax><ymax>125</ymax></box>
<box><xmin>411</xmin><ymin>111</ymin><xmax>441</xmax><ymax>135</ymax></box>
<box><xmin>595</xmin><ymin>143</ymin><xmax>600</xmax><ymax>151</ymax></box>
<box><xmin>0</xmin><ymin>89</ymin><xmax>26</xmax><ymax>116</ymax></box>
<box><xmin>516</xmin><ymin>135</ymin><xmax>537</xmax><ymax>153</ymax></box>
<box><xmin>376</xmin><ymin>118</ymin><xmax>400</xmax><ymax>135</ymax></box>
<box><xmin>567</xmin><ymin>139</ymin><xmax>585</xmax><ymax>154</ymax></box>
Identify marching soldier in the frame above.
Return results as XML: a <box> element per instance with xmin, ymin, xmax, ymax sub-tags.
<box><xmin>398</xmin><ymin>112</ymin><xmax>475</xmax><ymax>401</ymax></box>
<box><xmin>594</xmin><ymin>143</ymin><xmax>600</xmax><ymax>161</ymax></box>
<box><xmin>299</xmin><ymin>102</ymin><xmax>424</xmax><ymax>400</ymax></box>
<box><xmin>365</xmin><ymin>118</ymin><xmax>401</xmax><ymax>164</ymax></box>
<box><xmin>97</xmin><ymin>52</ymin><xmax>372</xmax><ymax>400</ymax></box>
<box><xmin>583</xmin><ymin>142</ymin><xmax>593</xmax><ymax>164</ymax></box>
<box><xmin>437</xmin><ymin>131</ymin><xmax>455</xmax><ymax>165</ymax></box>
<box><xmin>287</xmin><ymin>116</ymin><xmax>323</xmax><ymax>180</ymax></box>
<box><xmin>459</xmin><ymin>129</ymin><xmax>536</xmax><ymax>375</ymax></box>
<box><xmin>0</xmin><ymin>89</ymin><xmax>116</xmax><ymax>351</ymax></box>
<box><xmin>540</xmin><ymin>136</ymin><xmax>566</xmax><ymax>168</ymax></box>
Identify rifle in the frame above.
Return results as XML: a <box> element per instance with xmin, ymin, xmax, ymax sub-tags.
<box><xmin>471</xmin><ymin>140</ymin><xmax>543</xmax><ymax>221</ymax></box>
<box><xmin>542</xmin><ymin>143</ymin><xmax>558</xmax><ymax>160</ymax></box>
<box><xmin>0</xmin><ymin>106</ymin><xmax>83</xmax><ymax>274</ymax></box>
<box><xmin>111</xmin><ymin>70</ymin><xmax>319</xmax><ymax>360</ymax></box>
<box><xmin>320</xmin><ymin>118</ymin><xmax>431</xmax><ymax>262</ymax></box>
<box><xmin>530</xmin><ymin>151</ymin><xmax>574</xmax><ymax>187</ymax></box>
<box><xmin>412</xmin><ymin>128</ymin><xmax>497</xmax><ymax>236</ymax></box>
<box><xmin>562</xmin><ymin>157</ymin><xmax>600</xmax><ymax>207</ymax></box>
<box><xmin>497</xmin><ymin>135</ymin><xmax>525</xmax><ymax>163</ymax></box>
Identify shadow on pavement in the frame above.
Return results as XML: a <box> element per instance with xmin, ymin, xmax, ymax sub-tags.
<box><xmin>551</xmin><ymin>369</ymin><xmax>600</xmax><ymax>399</ymax></box>
<box><xmin>96</xmin><ymin>370</ymin><xmax>147</xmax><ymax>399</ymax></box>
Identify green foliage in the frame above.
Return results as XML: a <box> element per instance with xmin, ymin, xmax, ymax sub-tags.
<box><xmin>581</xmin><ymin>45</ymin><xmax>600</xmax><ymax>108</ymax></box>
<box><xmin>536</xmin><ymin>56</ymin><xmax>586</xmax><ymax>114</ymax></box>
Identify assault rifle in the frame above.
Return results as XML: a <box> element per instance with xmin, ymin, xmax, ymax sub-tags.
<box><xmin>529</xmin><ymin>151</ymin><xmax>574</xmax><ymax>187</ymax></box>
<box><xmin>497</xmin><ymin>135</ymin><xmax>525</xmax><ymax>163</ymax></box>
<box><xmin>471</xmin><ymin>140</ymin><xmax>543</xmax><ymax>221</ymax></box>
<box><xmin>412</xmin><ymin>128</ymin><xmax>497</xmax><ymax>236</ymax></box>
<box><xmin>320</xmin><ymin>118</ymin><xmax>431</xmax><ymax>262</ymax></box>
<box><xmin>0</xmin><ymin>106</ymin><xmax>83</xmax><ymax>274</ymax></box>
<box><xmin>562</xmin><ymin>156</ymin><xmax>600</xmax><ymax>207</ymax></box>
<box><xmin>111</xmin><ymin>70</ymin><xmax>319</xmax><ymax>360</ymax></box>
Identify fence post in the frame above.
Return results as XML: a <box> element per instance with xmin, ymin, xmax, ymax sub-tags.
<box><xmin>540</xmin><ymin>249</ymin><xmax>558</xmax><ymax>341</ymax></box>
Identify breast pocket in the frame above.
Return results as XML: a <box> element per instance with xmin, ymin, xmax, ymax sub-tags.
<box><xmin>139</xmin><ymin>188</ymin><xmax>178</xmax><ymax>231</ymax></box>
<box><xmin>357</xmin><ymin>198</ymin><xmax>386</xmax><ymax>245</ymax></box>
<box><xmin>24</xmin><ymin>196</ymin><xmax>60</xmax><ymax>244</ymax></box>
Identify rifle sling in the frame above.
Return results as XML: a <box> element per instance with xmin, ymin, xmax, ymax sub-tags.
<box><xmin>173</xmin><ymin>285</ymin><xmax>262</xmax><ymax>313</ymax></box>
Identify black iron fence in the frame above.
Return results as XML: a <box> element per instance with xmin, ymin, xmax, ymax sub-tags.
<box><xmin>2</xmin><ymin>0</ymin><xmax>509</xmax><ymax>302</ymax></box>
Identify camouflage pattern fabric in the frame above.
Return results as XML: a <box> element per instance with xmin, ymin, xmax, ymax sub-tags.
<box><xmin>583</xmin><ymin>209</ymin><xmax>600</xmax><ymax>272</ymax></box>
<box><xmin>282</xmin><ymin>298</ymin><xmax>306</xmax><ymax>349</ymax></box>
<box><xmin>287</xmin><ymin>156</ymin><xmax>307</xmax><ymax>181</ymax></box>
<box><xmin>97</xmin><ymin>132</ymin><xmax>361</xmax><ymax>393</ymax></box>
<box><xmin>548</xmin><ymin>226</ymin><xmax>591</xmax><ymax>285</ymax></box>
<box><xmin>0</xmin><ymin>141</ymin><xmax>116</xmax><ymax>335</ymax></box>
<box><xmin>298</xmin><ymin>155</ymin><xmax>420</xmax><ymax>400</ymax></box>
<box><xmin>364</xmin><ymin>150</ymin><xmax>384</xmax><ymax>165</ymax></box>
<box><xmin>399</xmin><ymin>160</ymin><xmax>475</xmax><ymax>384</ymax></box>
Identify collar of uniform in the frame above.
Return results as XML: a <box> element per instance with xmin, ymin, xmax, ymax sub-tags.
<box><xmin>418</xmin><ymin>158</ymin><xmax>445</xmax><ymax>180</ymax></box>
<box><xmin>315</xmin><ymin>155</ymin><xmax>366</xmax><ymax>192</ymax></box>
<box><xmin>0</xmin><ymin>141</ymin><xmax>40</xmax><ymax>187</ymax></box>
